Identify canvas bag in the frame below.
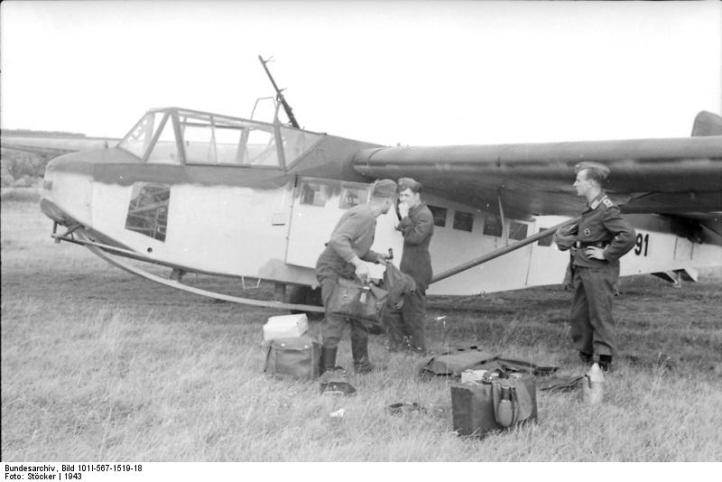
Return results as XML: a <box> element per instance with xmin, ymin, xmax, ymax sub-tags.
<box><xmin>419</xmin><ymin>346</ymin><xmax>558</xmax><ymax>378</ymax></box>
<box><xmin>327</xmin><ymin>277</ymin><xmax>388</xmax><ymax>323</ymax></box>
<box><xmin>419</xmin><ymin>347</ymin><xmax>497</xmax><ymax>378</ymax></box>
<box><xmin>382</xmin><ymin>263</ymin><xmax>416</xmax><ymax>310</ymax></box>
<box><xmin>264</xmin><ymin>335</ymin><xmax>321</xmax><ymax>381</ymax></box>
<box><xmin>490</xmin><ymin>376</ymin><xmax>535</xmax><ymax>427</ymax></box>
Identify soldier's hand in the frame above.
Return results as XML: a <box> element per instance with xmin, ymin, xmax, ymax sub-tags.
<box><xmin>398</xmin><ymin>201</ymin><xmax>409</xmax><ymax>219</ymax></box>
<box><xmin>354</xmin><ymin>262</ymin><xmax>370</xmax><ymax>283</ymax></box>
<box><xmin>584</xmin><ymin>247</ymin><xmax>606</xmax><ymax>260</ymax></box>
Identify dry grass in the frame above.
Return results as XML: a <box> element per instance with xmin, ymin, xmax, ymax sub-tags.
<box><xmin>2</xmin><ymin>191</ymin><xmax>721</xmax><ymax>461</ymax></box>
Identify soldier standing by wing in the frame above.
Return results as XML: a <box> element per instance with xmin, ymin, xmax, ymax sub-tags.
<box><xmin>385</xmin><ymin>177</ymin><xmax>434</xmax><ymax>354</ymax></box>
<box><xmin>316</xmin><ymin>179</ymin><xmax>397</xmax><ymax>374</ymax></box>
<box><xmin>554</xmin><ymin>162</ymin><xmax>635</xmax><ymax>371</ymax></box>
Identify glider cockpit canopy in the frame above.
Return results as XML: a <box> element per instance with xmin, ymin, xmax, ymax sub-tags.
<box><xmin>118</xmin><ymin>108</ymin><xmax>323</xmax><ymax>170</ymax></box>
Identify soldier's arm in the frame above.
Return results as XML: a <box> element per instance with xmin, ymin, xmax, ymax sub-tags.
<box><xmin>553</xmin><ymin>223</ymin><xmax>578</xmax><ymax>251</ymax></box>
<box><xmin>397</xmin><ymin>210</ymin><xmax>434</xmax><ymax>245</ymax></box>
<box><xmin>602</xmin><ymin>207</ymin><xmax>636</xmax><ymax>262</ymax></box>
<box><xmin>328</xmin><ymin>212</ymin><xmax>372</xmax><ymax>262</ymax></box>
<box><xmin>360</xmin><ymin>249</ymin><xmax>384</xmax><ymax>263</ymax></box>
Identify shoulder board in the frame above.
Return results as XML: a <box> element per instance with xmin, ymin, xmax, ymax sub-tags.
<box><xmin>602</xmin><ymin>197</ymin><xmax>614</xmax><ymax>208</ymax></box>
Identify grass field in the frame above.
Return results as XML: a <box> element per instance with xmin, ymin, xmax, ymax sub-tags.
<box><xmin>2</xmin><ymin>189</ymin><xmax>721</xmax><ymax>462</ymax></box>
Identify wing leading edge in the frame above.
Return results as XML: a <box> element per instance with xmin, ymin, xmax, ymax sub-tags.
<box><xmin>352</xmin><ymin>118</ymin><xmax>722</xmax><ymax>219</ymax></box>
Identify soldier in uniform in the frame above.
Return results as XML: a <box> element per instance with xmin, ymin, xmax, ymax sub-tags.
<box><xmin>385</xmin><ymin>177</ymin><xmax>434</xmax><ymax>354</ymax></box>
<box><xmin>554</xmin><ymin>162</ymin><xmax>635</xmax><ymax>371</ymax></box>
<box><xmin>315</xmin><ymin>179</ymin><xmax>397</xmax><ymax>374</ymax></box>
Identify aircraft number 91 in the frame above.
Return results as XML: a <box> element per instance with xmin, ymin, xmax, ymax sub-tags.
<box><xmin>634</xmin><ymin>233</ymin><xmax>650</xmax><ymax>256</ymax></box>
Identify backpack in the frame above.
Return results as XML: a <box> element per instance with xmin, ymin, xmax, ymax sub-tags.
<box><xmin>264</xmin><ymin>335</ymin><xmax>321</xmax><ymax>381</ymax></box>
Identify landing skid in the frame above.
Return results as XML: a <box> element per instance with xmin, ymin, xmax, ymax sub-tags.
<box><xmin>57</xmin><ymin>228</ymin><xmax>325</xmax><ymax>313</ymax></box>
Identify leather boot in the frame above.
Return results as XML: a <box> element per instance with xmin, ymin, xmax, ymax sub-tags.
<box><xmin>321</xmin><ymin>347</ymin><xmax>341</xmax><ymax>374</ymax></box>
<box><xmin>579</xmin><ymin>351</ymin><xmax>593</xmax><ymax>364</ymax></box>
<box><xmin>598</xmin><ymin>354</ymin><xmax>613</xmax><ymax>372</ymax></box>
<box><xmin>351</xmin><ymin>336</ymin><xmax>375</xmax><ymax>374</ymax></box>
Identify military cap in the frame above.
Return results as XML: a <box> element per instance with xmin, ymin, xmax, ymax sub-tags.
<box><xmin>575</xmin><ymin>161</ymin><xmax>611</xmax><ymax>182</ymax></box>
<box><xmin>397</xmin><ymin>177</ymin><xmax>423</xmax><ymax>193</ymax></box>
<box><xmin>371</xmin><ymin>179</ymin><xmax>398</xmax><ymax>198</ymax></box>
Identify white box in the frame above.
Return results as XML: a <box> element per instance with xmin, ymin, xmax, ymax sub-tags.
<box><xmin>263</xmin><ymin>313</ymin><xmax>308</xmax><ymax>341</ymax></box>
<box><xmin>460</xmin><ymin>369</ymin><xmax>488</xmax><ymax>384</ymax></box>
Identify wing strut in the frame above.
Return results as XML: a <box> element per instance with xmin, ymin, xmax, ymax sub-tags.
<box><xmin>497</xmin><ymin>189</ymin><xmax>506</xmax><ymax>244</ymax></box>
<box><xmin>431</xmin><ymin>218</ymin><xmax>578</xmax><ymax>284</ymax></box>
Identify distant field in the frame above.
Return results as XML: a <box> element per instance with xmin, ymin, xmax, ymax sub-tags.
<box><xmin>1</xmin><ymin>190</ymin><xmax>721</xmax><ymax>461</ymax></box>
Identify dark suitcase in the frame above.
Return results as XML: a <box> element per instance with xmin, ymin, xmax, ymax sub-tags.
<box><xmin>451</xmin><ymin>374</ymin><xmax>537</xmax><ymax>438</ymax></box>
<box><xmin>327</xmin><ymin>278</ymin><xmax>388</xmax><ymax>324</ymax></box>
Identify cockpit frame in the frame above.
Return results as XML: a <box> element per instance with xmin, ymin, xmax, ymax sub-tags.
<box><xmin>118</xmin><ymin>107</ymin><xmax>324</xmax><ymax>171</ymax></box>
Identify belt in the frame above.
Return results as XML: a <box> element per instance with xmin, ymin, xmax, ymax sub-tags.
<box><xmin>575</xmin><ymin>241</ymin><xmax>609</xmax><ymax>249</ymax></box>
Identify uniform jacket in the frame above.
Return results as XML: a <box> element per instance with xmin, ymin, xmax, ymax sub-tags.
<box><xmin>316</xmin><ymin>204</ymin><xmax>383</xmax><ymax>280</ymax></box>
<box><xmin>397</xmin><ymin>202</ymin><xmax>434</xmax><ymax>290</ymax></box>
<box><xmin>571</xmin><ymin>192</ymin><xmax>636</xmax><ymax>269</ymax></box>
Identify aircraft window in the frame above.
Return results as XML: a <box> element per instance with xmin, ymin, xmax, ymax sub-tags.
<box><xmin>125</xmin><ymin>183</ymin><xmax>170</xmax><ymax>242</ymax></box>
<box><xmin>537</xmin><ymin>231</ymin><xmax>554</xmax><ymax>247</ymax></box>
<box><xmin>183</xmin><ymin>122</ymin><xmax>217</xmax><ymax>164</ymax></box>
<box><xmin>280</xmin><ymin>127</ymin><xmax>323</xmax><ymax>165</ymax></box>
<box><xmin>146</xmin><ymin>115</ymin><xmax>179</xmax><ymax>164</ymax></box>
<box><xmin>428</xmin><ymin>205</ymin><xmax>447</xmax><ymax>227</ymax></box>
<box><xmin>483</xmin><ymin>213</ymin><xmax>503</xmax><ymax>237</ymax></box>
<box><xmin>214</xmin><ymin>125</ymin><xmax>243</xmax><ymax>164</ymax></box>
<box><xmin>300</xmin><ymin>181</ymin><xmax>330</xmax><ymax>207</ymax></box>
<box><xmin>119</xmin><ymin>112</ymin><xmax>162</xmax><ymax>159</ymax></box>
<box><xmin>244</xmin><ymin>129</ymin><xmax>279</xmax><ymax>167</ymax></box>
<box><xmin>509</xmin><ymin>221</ymin><xmax>529</xmax><ymax>241</ymax></box>
<box><xmin>178</xmin><ymin>114</ymin><xmax>280</xmax><ymax>167</ymax></box>
<box><xmin>453</xmin><ymin>211</ymin><xmax>474</xmax><ymax>232</ymax></box>
<box><xmin>339</xmin><ymin>185</ymin><xmax>369</xmax><ymax>209</ymax></box>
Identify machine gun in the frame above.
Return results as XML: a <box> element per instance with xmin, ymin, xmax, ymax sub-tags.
<box><xmin>258</xmin><ymin>55</ymin><xmax>300</xmax><ymax>128</ymax></box>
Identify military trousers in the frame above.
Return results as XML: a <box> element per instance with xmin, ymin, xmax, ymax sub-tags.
<box><xmin>318</xmin><ymin>276</ymin><xmax>369</xmax><ymax>355</ymax></box>
<box><xmin>570</xmin><ymin>266</ymin><xmax>617</xmax><ymax>357</ymax></box>
<box><xmin>384</xmin><ymin>288</ymin><xmax>427</xmax><ymax>354</ymax></box>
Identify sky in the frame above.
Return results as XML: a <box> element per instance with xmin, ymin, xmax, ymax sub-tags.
<box><xmin>1</xmin><ymin>1</ymin><xmax>721</xmax><ymax>146</ymax></box>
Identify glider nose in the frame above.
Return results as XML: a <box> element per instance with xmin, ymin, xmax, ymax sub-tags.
<box><xmin>41</xmin><ymin>152</ymin><xmax>94</xmax><ymax>226</ymax></box>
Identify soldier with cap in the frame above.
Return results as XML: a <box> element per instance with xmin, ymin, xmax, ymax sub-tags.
<box><xmin>385</xmin><ymin>177</ymin><xmax>434</xmax><ymax>354</ymax></box>
<box><xmin>316</xmin><ymin>179</ymin><xmax>397</xmax><ymax>374</ymax></box>
<box><xmin>554</xmin><ymin>162</ymin><xmax>635</xmax><ymax>371</ymax></box>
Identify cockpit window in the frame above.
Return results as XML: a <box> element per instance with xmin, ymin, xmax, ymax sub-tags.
<box><xmin>147</xmin><ymin>115</ymin><xmax>179</xmax><ymax>164</ymax></box>
<box><xmin>179</xmin><ymin>113</ymin><xmax>281</xmax><ymax>167</ymax></box>
<box><xmin>280</xmin><ymin>126</ymin><xmax>323</xmax><ymax>166</ymax></box>
<box><xmin>119</xmin><ymin>109</ymin><xmax>323</xmax><ymax>168</ymax></box>
<box><xmin>119</xmin><ymin>112</ymin><xmax>162</xmax><ymax>159</ymax></box>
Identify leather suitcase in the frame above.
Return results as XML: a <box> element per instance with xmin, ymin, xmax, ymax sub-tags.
<box><xmin>451</xmin><ymin>374</ymin><xmax>537</xmax><ymax>438</ymax></box>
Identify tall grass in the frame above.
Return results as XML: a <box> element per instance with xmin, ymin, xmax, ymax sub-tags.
<box><xmin>2</xmin><ymin>198</ymin><xmax>721</xmax><ymax>461</ymax></box>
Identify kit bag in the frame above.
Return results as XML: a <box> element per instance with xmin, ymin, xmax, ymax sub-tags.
<box><xmin>419</xmin><ymin>346</ymin><xmax>558</xmax><ymax>378</ymax></box>
<box><xmin>419</xmin><ymin>347</ymin><xmax>497</xmax><ymax>378</ymax></box>
<box><xmin>327</xmin><ymin>277</ymin><xmax>388</xmax><ymax>324</ymax></box>
<box><xmin>264</xmin><ymin>336</ymin><xmax>321</xmax><ymax>381</ymax></box>
<box><xmin>451</xmin><ymin>373</ymin><xmax>537</xmax><ymax>438</ymax></box>
<box><xmin>382</xmin><ymin>263</ymin><xmax>416</xmax><ymax>311</ymax></box>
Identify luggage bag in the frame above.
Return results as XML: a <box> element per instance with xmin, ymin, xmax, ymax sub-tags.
<box><xmin>451</xmin><ymin>373</ymin><xmax>537</xmax><ymax>438</ymax></box>
<box><xmin>327</xmin><ymin>277</ymin><xmax>388</xmax><ymax>324</ymax></box>
<box><xmin>264</xmin><ymin>335</ymin><xmax>321</xmax><ymax>381</ymax></box>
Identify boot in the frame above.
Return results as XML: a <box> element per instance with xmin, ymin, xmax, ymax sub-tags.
<box><xmin>351</xmin><ymin>336</ymin><xmax>375</xmax><ymax>374</ymax></box>
<box><xmin>321</xmin><ymin>347</ymin><xmax>342</xmax><ymax>374</ymax></box>
<box><xmin>579</xmin><ymin>351</ymin><xmax>593</xmax><ymax>364</ymax></box>
<box><xmin>598</xmin><ymin>354</ymin><xmax>613</xmax><ymax>372</ymax></box>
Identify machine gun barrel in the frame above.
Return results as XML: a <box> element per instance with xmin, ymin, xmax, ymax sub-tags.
<box><xmin>258</xmin><ymin>55</ymin><xmax>300</xmax><ymax>128</ymax></box>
